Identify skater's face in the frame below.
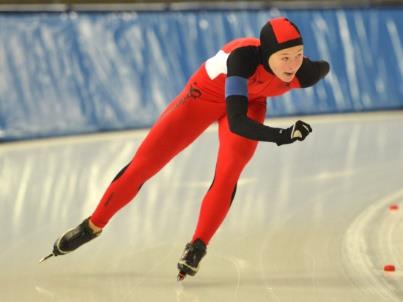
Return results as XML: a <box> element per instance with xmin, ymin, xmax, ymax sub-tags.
<box><xmin>268</xmin><ymin>45</ymin><xmax>304</xmax><ymax>82</ymax></box>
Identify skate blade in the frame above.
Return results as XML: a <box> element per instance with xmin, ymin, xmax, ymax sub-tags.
<box><xmin>39</xmin><ymin>253</ymin><xmax>54</xmax><ymax>263</ymax></box>
<box><xmin>177</xmin><ymin>271</ymin><xmax>186</xmax><ymax>281</ymax></box>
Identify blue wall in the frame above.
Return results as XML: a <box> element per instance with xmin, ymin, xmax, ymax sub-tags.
<box><xmin>0</xmin><ymin>8</ymin><xmax>402</xmax><ymax>140</ymax></box>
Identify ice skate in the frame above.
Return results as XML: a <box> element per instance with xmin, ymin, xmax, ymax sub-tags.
<box><xmin>39</xmin><ymin>217</ymin><xmax>102</xmax><ymax>263</ymax></box>
<box><xmin>177</xmin><ymin>239</ymin><xmax>207</xmax><ymax>281</ymax></box>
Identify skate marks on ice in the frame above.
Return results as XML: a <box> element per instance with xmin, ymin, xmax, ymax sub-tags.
<box><xmin>342</xmin><ymin>188</ymin><xmax>403</xmax><ymax>301</ymax></box>
<box><xmin>0</xmin><ymin>112</ymin><xmax>403</xmax><ymax>301</ymax></box>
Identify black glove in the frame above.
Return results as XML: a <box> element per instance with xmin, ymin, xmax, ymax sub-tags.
<box><xmin>276</xmin><ymin>120</ymin><xmax>312</xmax><ymax>146</ymax></box>
<box><xmin>317</xmin><ymin>60</ymin><xmax>330</xmax><ymax>79</ymax></box>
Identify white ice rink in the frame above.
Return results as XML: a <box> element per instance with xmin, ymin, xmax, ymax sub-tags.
<box><xmin>1</xmin><ymin>111</ymin><xmax>403</xmax><ymax>302</ymax></box>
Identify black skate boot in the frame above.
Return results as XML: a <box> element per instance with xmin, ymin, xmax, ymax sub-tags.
<box><xmin>39</xmin><ymin>217</ymin><xmax>102</xmax><ymax>263</ymax></box>
<box><xmin>177</xmin><ymin>239</ymin><xmax>207</xmax><ymax>281</ymax></box>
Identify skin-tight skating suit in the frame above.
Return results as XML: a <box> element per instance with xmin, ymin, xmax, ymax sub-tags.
<box><xmin>90</xmin><ymin>21</ymin><xmax>329</xmax><ymax>245</ymax></box>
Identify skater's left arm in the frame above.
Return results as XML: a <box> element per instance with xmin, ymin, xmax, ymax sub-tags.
<box><xmin>225</xmin><ymin>49</ymin><xmax>316</xmax><ymax>145</ymax></box>
<box><xmin>225</xmin><ymin>47</ymin><xmax>290</xmax><ymax>144</ymax></box>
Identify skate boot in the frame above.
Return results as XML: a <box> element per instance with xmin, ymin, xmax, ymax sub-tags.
<box><xmin>39</xmin><ymin>217</ymin><xmax>102</xmax><ymax>262</ymax></box>
<box><xmin>177</xmin><ymin>239</ymin><xmax>207</xmax><ymax>281</ymax></box>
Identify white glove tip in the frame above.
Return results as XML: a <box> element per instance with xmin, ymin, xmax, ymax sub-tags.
<box><xmin>293</xmin><ymin>130</ymin><xmax>302</xmax><ymax>139</ymax></box>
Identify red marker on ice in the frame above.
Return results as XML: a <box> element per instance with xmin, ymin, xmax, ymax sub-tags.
<box><xmin>389</xmin><ymin>204</ymin><xmax>399</xmax><ymax>211</ymax></box>
<box><xmin>384</xmin><ymin>265</ymin><xmax>396</xmax><ymax>272</ymax></box>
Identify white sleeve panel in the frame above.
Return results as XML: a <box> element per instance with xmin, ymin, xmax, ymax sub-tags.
<box><xmin>205</xmin><ymin>50</ymin><xmax>229</xmax><ymax>80</ymax></box>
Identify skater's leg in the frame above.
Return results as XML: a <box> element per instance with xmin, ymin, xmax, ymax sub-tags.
<box><xmin>43</xmin><ymin>85</ymin><xmax>224</xmax><ymax>261</ymax></box>
<box><xmin>176</xmin><ymin>101</ymin><xmax>266</xmax><ymax>278</ymax></box>
<box><xmin>90</xmin><ymin>85</ymin><xmax>225</xmax><ymax>228</ymax></box>
<box><xmin>191</xmin><ymin>101</ymin><xmax>267</xmax><ymax>244</ymax></box>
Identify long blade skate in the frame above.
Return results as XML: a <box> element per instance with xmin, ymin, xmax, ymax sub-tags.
<box><xmin>39</xmin><ymin>253</ymin><xmax>54</xmax><ymax>263</ymax></box>
<box><xmin>39</xmin><ymin>217</ymin><xmax>101</xmax><ymax>264</ymax></box>
<box><xmin>176</xmin><ymin>239</ymin><xmax>207</xmax><ymax>281</ymax></box>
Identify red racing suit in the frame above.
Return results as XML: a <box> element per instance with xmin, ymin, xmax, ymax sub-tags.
<box><xmin>90</xmin><ymin>37</ymin><xmax>329</xmax><ymax>244</ymax></box>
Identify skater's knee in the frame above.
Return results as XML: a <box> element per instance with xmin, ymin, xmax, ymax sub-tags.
<box><xmin>227</xmin><ymin>143</ymin><xmax>257</xmax><ymax>164</ymax></box>
<box><xmin>220</xmin><ymin>152</ymin><xmax>254</xmax><ymax>173</ymax></box>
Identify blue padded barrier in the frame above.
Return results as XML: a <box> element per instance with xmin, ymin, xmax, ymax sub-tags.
<box><xmin>0</xmin><ymin>8</ymin><xmax>402</xmax><ymax>140</ymax></box>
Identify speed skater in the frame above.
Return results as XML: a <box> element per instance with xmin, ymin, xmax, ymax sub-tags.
<box><xmin>41</xmin><ymin>16</ymin><xmax>330</xmax><ymax>281</ymax></box>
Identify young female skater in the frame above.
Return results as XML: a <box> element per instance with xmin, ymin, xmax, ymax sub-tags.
<box><xmin>42</xmin><ymin>16</ymin><xmax>329</xmax><ymax>280</ymax></box>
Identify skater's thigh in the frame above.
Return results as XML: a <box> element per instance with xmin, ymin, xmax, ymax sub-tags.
<box><xmin>133</xmin><ymin>88</ymin><xmax>225</xmax><ymax>162</ymax></box>
<box><xmin>217</xmin><ymin>101</ymin><xmax>267</xmax><ymax>167</ymax></box>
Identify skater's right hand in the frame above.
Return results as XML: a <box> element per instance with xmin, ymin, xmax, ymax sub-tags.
<box><xmin>275</xmin><ymin>120</ymin><xmax>312</xmax><ymax>146</ymax></box>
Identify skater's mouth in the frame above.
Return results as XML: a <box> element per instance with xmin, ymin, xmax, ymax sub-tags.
<box><xmin>282</xmin><ymin>72</ymin><xmax>295</xmax><ymax>82</ymax></box>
